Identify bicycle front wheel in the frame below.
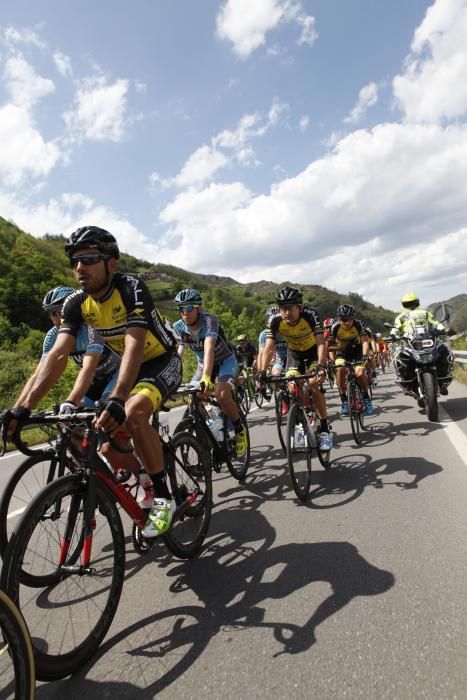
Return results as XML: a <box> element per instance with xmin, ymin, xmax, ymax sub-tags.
<box><xmin>224</xmin><ymin>410</ymin><xmax>250</xmax><ymax>480</ymax></box>
<box><xmin>0</xmin><ymin>589</ymin><xmax>35</xmax><ymax>700</ymax></box>
<box><xmin>0</xmin><ymin>452</ymin><xmax>77</xmax><ymax>561</ymax></box>
<box><xmin>275</xmin><ymin>388</ymin><xmax>288</xmax><ymax>454</ymax></box>
<box><xmin>164</xmin><ymin>432</ymin><xmax>212</xmax><ymax>559</ymax></box>
<box><xmin>286</xmin><ymin>403</ymin><xmax>312</xmax><ymax>501</ymax></box>
<box><xmin>1</xmin><ymin>474</ymin><xmax>125</xmax><ymax>682</ymax></box>
<box><xmin>254</xmin><ymin>388</ymin><xmax>264</xmax><ymax>408</ymax></box>
<box><xmin>347</xmin><ymin>381</ymin><xmax>362</xmax><ymax>445</ymax></box>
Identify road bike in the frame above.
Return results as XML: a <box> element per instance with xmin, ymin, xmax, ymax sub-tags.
<box><xmin>342</xmin><ymin>361</ymin><xmax>368</xmax><ymax>445</ymax></box>
<box><xmin>175</xmin><ymin>385</ymin><xmax>250</xmax><ymax>481</ymax></box>
<box><xmin>0</xmin><ymin>588</ymin><xmax>35</xmax><ymax>699</ymax></box>
<box><xmin>269</xmin><ymin>373</ymin><xmax>332</xmax><ymax>500</ymax></box>
<box><xmin>0</xmin><ymin>408</ymin><xmax>211</xmax><ymax>682</ymax></box>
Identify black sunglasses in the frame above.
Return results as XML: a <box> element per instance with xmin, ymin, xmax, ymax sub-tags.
<box><xmin>338</xmin><ymin>316</ymin><xmax>354</xmax><ymax>322</ymax></box>
<box><xmin>70</xmin><ymin>253</ymin><xmax>110</xmax><ymax>268</ymax></box>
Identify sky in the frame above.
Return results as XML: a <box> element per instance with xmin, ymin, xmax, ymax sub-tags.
<box><xmin>1</xmin><ymin>0</ymin><xmax>467</xmax><ymax>312</ymax></box>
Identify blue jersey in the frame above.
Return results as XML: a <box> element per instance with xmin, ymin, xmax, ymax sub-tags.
<box><xmin>42</xmin><ymin>324</ymin><xmax>120</xmax><ymax>379</ymax></box>
<box><xmin>259</xmin><ymin>327</ymin><xmax>287</xmax><ymax>358</ymax></box>
<box><xmin>173</xmin><ymin>311</ymin><xmax>234</xmax><ymax>364</ymax></box>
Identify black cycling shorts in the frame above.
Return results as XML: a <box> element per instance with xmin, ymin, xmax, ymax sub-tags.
<box><xmin>129</xmin><ymin>351</ymin><xmax>182</xmax><ymax>410</ymax></box>
<box><xmin>286</xmin><ymin>346</ymin><xmax>318</xmax><ymax>373</ymax></box>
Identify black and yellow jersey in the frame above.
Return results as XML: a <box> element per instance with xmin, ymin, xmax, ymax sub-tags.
<box><xmin>266</xmin><ymin>307</ymin><xmax>323</xmax><ymax>352</ymax></box>
<box><xmin>330</xmin><ymin>319</ymin><xmax>367</xmax><ymax>350</ymax></box>
<box><xmin>59</xmin><ymin>273</ymin><xmax>176</xmax><ymax>362</ymax></box>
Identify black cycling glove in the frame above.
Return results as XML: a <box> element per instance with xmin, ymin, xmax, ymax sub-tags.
<box><xmin>96</xmin><ymin>397</ymin><xmax>126</xmax><ymax>425</ymax></box>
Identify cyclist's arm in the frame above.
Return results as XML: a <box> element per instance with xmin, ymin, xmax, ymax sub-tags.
<box><xmin>21</xmin><ymin>332</ymin><xmax>76</xmax><ymax>411</ymax></box>
<box><xmin>201</xmin><ymin>336</ymin><xmax>216</xmax><ymax>380</ymax></box>
<box><xmin>258</xmin><ymin>337</ymin><xmax>276</xmax><ymax>371</ymax></box>
<box><xmin>14</xmin><ymin>360</ymin><xmax>44</xmax><ymax>408</ymax></box>
<box><xmin>360</xmin><ymin>333</ymin><xmax>370</xmax><ymax>357</ymax></box>
<box><xmin>110</xmin><ymin>327</ymin><xmax>146</xmax><ymax>401</ymax></box>
<box><xmin>65</xmin><ymin>351</ymin><xmax>101</xmax><ymax>405</ymax></box>
<box><xmin>315</xmin><ymin>334</ymin><xmax>327</xmax><ymax>366</ymax></box>
<box><xmin>177</xmin><ymin>343</ymin><xmax>185</xmax><ymax>359</ymax></box>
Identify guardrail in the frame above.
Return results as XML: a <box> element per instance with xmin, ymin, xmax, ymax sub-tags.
<box><xmin>453</xmin><ymin>349</ymin><xmax>467</xmax><ymax>365</ymax></box>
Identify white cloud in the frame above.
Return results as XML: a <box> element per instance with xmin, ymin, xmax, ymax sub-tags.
<box><xmin>3</xmin><ymin>54</ymin><xmax>55</xmax><ymax>110</ymax></box>
<box><xmin>393</xmin><ymin>0</ymin><xmax>467</xmax><ymax>122</ymax></box>
<box><xmin>344</xmin><ymin>82</ymin><xmax>378</xmax><ymax>124</ymax></box>
<box><xmin>53</xmin><ymin>51</ymin><xmax>73</xmax><ymax>78</ymax></box>
<box><xmin>2</xmin><ymin>26</ymin><xmax>46</xmax><ymax>50</ymax></box>
<box><xmin>216</xmin><ymin>0</ymin><xmax>317</xmax><ymax>58</ymax></box>
<box><xmin>299</xmin><ymin>114</ymin><xmax>310</xmax><ymax>131</ymax></box>
<box><xmin>154</xmin><ymin>120</ymin><xmax>467</xmax><ymax>308</ymax></box>
<box><xmin>161</xmin><ymin>98</ymin><xmax>288</xmax><ymax>190</ymax></box>
<box><xmin>0</xmin><ymin>104</ymin><xmax>60</xmax><ymax>184</ymax></box>
<box><xmin>63</xmin><ymin>75</ymin><xmax>130</xmax><ymax>142</ymax></box>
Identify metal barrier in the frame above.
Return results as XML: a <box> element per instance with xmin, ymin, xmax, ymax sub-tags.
<box><xmin>453</xmin><ymin>349</ymin><xmax>467</xmax><ymax>365</ymax></box>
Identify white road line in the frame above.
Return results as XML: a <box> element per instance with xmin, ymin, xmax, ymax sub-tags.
<box><xmin>439</xmin><ymin>404</ymin><xmax>467</xmax><ymax>467</ymax></box>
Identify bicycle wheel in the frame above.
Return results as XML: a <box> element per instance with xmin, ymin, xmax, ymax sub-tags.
<box><xmin>1</xmin><ymin>474</ymin><xmax>125</xmax><ymax>682</ymax></box>
<box><xmin>254</xmin><ymin>388</ymin><xmax>264</xmax><ymax>408</ymax></box>
<box><xmin>237</xmin><ymin>384</ymin><xmax>250</xmax><ymax>416</ymax></box>
<box><xmin>0</xmin><ymin>589</ymin><xmax>35</xmax><ymax>700</ymax></box>
<box><xmin>164</xmin><ymin>432</ymin><xmax>212</xmax><ymax>559</ymax></box>
<box><xmin>275</xmin><ymin>388</ymin><xmax>288</xmax><ymax>454</ymax></box>
<box><xmin>347</xmin><ymin>381</ymin><xmax>361</xmax><ymax>445</ymax></box>
<box><xmin>286</xmin><ymin>403</ymin><xmax>312</xmax><ymax>501</ymax></box>
<box><xmin>224</xmin><ymin>410</ymin><xmax>250</xmax><ymax>480</ymax></box>
<box><xmin>0</xmin><ymin>452</ymin><xmax>77</xmax><ymax>560</ymax></box>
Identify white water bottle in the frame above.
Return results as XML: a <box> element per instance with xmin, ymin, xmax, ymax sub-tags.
<box><xmin>212</xmin><ymin>415</ymin><xmax>224</xmax><ymax>441</ymax></box>
<box><xmin>294</xmin><ymin>425</ymin><xmax>305</xmax><ymax>447</ymax></box>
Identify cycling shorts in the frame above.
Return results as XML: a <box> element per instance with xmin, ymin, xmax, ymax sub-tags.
<box><xmin>82</xmin><ymin>371</ymin><xmax>118</xmax><ymax>407</ymax></box>
<box><xmin>272</xmin><ymin>354</ymin><xmax>286</xmax><ymax>372</ymax></box>
<box><xmin>191</xmin><ymin>354</ymin><xmax>238</xmax><ymax>386</ymax></box>
<box><xmin>286</xmin><ymin>346</ymin><xmax>318</xmax><ymax>374</ymax></box>
<box><xmin>335</xmin><ymin>345</ymin><xmax>363</xmax><ymax>368</ymax></box>
<box><xmin>129</xmin><ymin>351</ymin><xmax>182</xmax><ymax>410</ymax></box>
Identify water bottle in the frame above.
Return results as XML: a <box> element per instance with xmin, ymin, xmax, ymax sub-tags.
<box><xmin>212</xmin><ymin>415</ymin><xmax>224</xmax><ymax>442</ymax></box>
<box><xmin>294</xmin><ymin>424</ymin><xmax>305</xmax><ymax>447</ymax></box>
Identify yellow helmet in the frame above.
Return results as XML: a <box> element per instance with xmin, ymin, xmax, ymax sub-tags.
<box><xmin>401</xmin><ymin>292</ymin><xmax>420</xmax><ymax>309</ymax></box>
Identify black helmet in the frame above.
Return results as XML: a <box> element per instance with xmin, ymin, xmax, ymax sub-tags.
<box><xmin>337</xmin><ymin>303</ymin><xmax>355</xmax><ymax>318</ymax></box>
<box><xmin>276</xmin><ymin>286</ymin><xmax>303</xmax><ymax>305</ymax></box>
<box><xmin>65</xmin><ymin>226</ymin><xmax>120</xmax><ymax>259</ymax></box>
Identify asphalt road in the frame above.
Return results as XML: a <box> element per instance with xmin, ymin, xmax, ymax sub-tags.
<box><xmin>1</xmin><ymin>369</ymin><xmax>467</xmax><ymax>700</ymax></box>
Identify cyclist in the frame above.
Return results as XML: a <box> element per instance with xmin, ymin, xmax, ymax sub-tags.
<box><xmin>390</xmin><ymin>292</ymin><xmax>454</xmax><ymax>395</ymax></box>
<box><xmin>172</xmin><ymin>288</ymin><xmax>247</xmax><ymax>456</ymax></box>
<box><xmin>362</xmin><ymin>323</ymin><xmax>379</xmax><ymax>381</ymax></box>
<box><xmin>329</xmin><ymin>304</ymin><xmax>373</xmax><ymax>416</ymax></box>
<box><xmin>256</xmin><ymin>286</ymin><xmax>333</xmax><ymax>451</ymax></box>
<box><xmin>7</xmin><ymin>226</ymin><xmax>182</xmax><ymax>539</ymax></box>
<box><xmin>13</xmin><ymin>285</ymin><xmax>120</xmax><ymax>414</ymax></box>
<box><xmin>376</xmin><ymin>333</ymin><xmax>390</xmax><ymax>370</ymax></box>
<box><xmin>235</xmin><ymin>335</ymin><xmax>257</xmax><ymax>370</ymax></box>
<box><xmin>256</xmin><ymin>307</ymin><xmax>287</xmax><ymax>398</ymax></box>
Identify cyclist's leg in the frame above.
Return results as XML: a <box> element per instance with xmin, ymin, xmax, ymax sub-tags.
<box><xmin>126</xmin><ymin>353</ymin><xmax>183</xmax><ymax>537</ymax></box>
<box><xmin>216</xmin><ymin>356</ymin><xmax>249</xmax><ymax>456</ymax></box>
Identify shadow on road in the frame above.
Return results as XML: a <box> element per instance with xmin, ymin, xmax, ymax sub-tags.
<box><xmin>39</xmin><ymin>495</ymin><xmax>394</xmax><ymax>699</ymax></box>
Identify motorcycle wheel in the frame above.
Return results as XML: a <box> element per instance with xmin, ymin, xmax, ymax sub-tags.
<box><xmin>423</xmin><ymin>372</ymin><xmax>438</xmax><ymax>422</ymax></box>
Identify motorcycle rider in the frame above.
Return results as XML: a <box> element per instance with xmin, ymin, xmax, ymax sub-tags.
<box><xmin>390</xmin><ymin>292</ymin><xmax>454</xmax><ymax>396</ymax></box>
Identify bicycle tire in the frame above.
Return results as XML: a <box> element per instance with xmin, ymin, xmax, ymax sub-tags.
<box><xmin>237</xmin><ymin>384</ymin><xmax>250</xmax><ymax>416</ymax></box>
<box><xmin>164</xmin><ymin>432</ymin><xmax>212</xmax><ymax>559</ymax></box>
<box><xmin>1</xmin><ymin>474</ymin><xmax>125</xmax><ymax>682</ymax></box>
<box><xmin>0</xmin><ymin>452</ymin><xmax>77</xmax><ymax>561</ymax></box>
<box><xmin>254</xmin><ymin>389</ymin><xmax>264</xmax><ymax>408</ymax></box>
<box><xmin>0</xmin><ymin>589</ymin><xmax>36</xmax><ymax>700</ymax></box>
<box><xmin>286</xmin><ymin>403</ymin><xmax>312</xmax><ymax>501</ymax></box>
<box><xmin>347</xmin><ymin>381</ymin><xmax>362</xmax><ymax>445</ymax></box>
<box><xmin>275</xmin><ymin>388</ymin><xmax>288</xmax><ymax>454</ymax></box>
<box><xmin>224</xmin><ymin>410</ymin><xmax>250</xmax><ymax>481</ymax></box>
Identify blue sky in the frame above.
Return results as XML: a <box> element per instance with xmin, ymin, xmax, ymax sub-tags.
<box><xmin>1</xmin><ymin>0</ymin><xmax>467</xmax><ymax>311</ymax></box>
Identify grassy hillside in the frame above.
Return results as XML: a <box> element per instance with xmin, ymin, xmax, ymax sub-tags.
<box><xmin>0</xmin><ymin>215</ymin><xmax>397</xmax><ymax>408</ymax></box>
<box><xmin>428</xmin><ymin>294</ymin><xmax>467</xmax><ymax>332</ymax></box>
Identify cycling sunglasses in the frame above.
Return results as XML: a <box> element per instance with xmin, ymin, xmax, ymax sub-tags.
<box><xmin>48</xmin><ymin>308</ymin><xmax>62</xmax><ymax>319</ymax></box>
<box><xmin>178</xmin><ymin>305</ymin><xmax>199</xmax><ymax>313</ymax></box>
<box><xmin>70</xmin><ymin>253</ymin><xmax>110</xmax><ymax>268</ymax></box>
<box><xmin>338</xmin><ymin>316</ymin><xmax>354</xmax><ymax>322</ymax></box>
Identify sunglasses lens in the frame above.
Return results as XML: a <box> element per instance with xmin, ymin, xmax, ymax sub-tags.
<box><xmin>70</xmin><ymin>254</ymin><xmax>105</xmax><ymax>267</ymax></box>
<box><xmin>179</xmin><ymin>305</ymin><xmax>196</xmax><ymax>312</ymax></box>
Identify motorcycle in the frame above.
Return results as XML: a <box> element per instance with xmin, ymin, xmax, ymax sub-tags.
<box><xmin>384</xmin><ymin>318</ymin><xmax>454</xmax><ymax>422</ymax></box>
